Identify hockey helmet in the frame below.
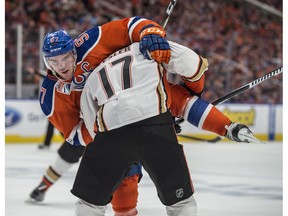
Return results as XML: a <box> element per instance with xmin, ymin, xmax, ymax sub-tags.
<box><xmin>42</xmin><ymin>29</ymin><xmax>77</xmax><ymax>78</ymax></box>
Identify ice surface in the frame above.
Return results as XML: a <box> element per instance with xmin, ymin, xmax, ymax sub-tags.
<box><xmin>5</xmin><ymin>142</ymin><xmax>282</xmax><ymax>216</ymax></box>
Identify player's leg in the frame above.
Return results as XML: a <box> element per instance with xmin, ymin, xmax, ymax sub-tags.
<box><xmin>141</xmin><ymin>122</ymin><xmax>197</xmax><ymax>216</ymax></box>
<box><xmin>166</xmin><ymin>195</ymin><xmax>197</xmax><ymax>216</ymax></box>
<box><xmin>75</xmin><ymin>199</ymin><xmax>107</xmax><ymax>216</ymax></box>
<box><xmin>29</xmin><ymin>141</ymin><xmax>85</xmax><ymax>202</ymax></box>
<box><xmin>71</xmin><ymin>130</ymin><xmax>131</xmax><ymax>216</ymax></box>
<box><xmin>111</xmin><ymin>163</ymin><xmax>142</xmax><ymax>216</ymax></box>
<box><xmin>38</xmin><ymin>121</ymin><xmax>54</xmax><ymax>149</ymax></box>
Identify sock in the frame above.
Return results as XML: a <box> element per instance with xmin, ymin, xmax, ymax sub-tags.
<box><xmin>37</xmin><ymin>154</ymin><xmax>74</xmax><ymax>192</ymax></box>
<box><xmin>37</xmin><ymin>166</ymin><xmax>61</xmax><ymax>192</ymax></box>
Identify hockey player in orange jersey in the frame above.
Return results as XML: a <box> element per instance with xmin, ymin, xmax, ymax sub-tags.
<box><xmin>29</xmin><ymin>19</ymin><xmax>260</xmax><ymax>215</ymax></box>
<box><xmin>29</xmin><ymin>16</ymin><xmax>171</xmax><ymax>216</ymax></box>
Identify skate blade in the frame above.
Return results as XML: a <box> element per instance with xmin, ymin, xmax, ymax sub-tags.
<box><xmin>25</xmin><ymin>198</ymin><xmax>45</xmax><ymax>205</ymax></box>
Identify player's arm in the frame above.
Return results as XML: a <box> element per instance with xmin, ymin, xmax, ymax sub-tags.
<box><xmin>181</xmin><ymin>55</ymin><xmax>207</xmax><ymax>96</ymax></box>
<box><xmin>39</xmin><ymin>79</ymin><xmax>92</xmax><ymax>146</ymax></box>
<box><xmin>170</xmin><ymin>84</ymin><xmax>261</xmax><ymax>143</ymax></box>
<box><xmin>163</xmin><ymin>41</ymin><xmax>208</xmax><ymax>95</ymax></box>
<box><xmin>100</xmin><ymin>16</ymin><xmax>170</xmax><ymax>64</ymax></box>
<box><xmin>170</xmin><ymin>84</ymin><xmax>231</xmax><ymax>136</ymax></box>
<box><xmin>80</xmin><ymin>81</ymin><xmax>100</xmax><ymax>139</ymax></box>
<box><xmin>48</xmin><ymin>103</ymin><xmax>93</xmax><ymax>146</ymax></box>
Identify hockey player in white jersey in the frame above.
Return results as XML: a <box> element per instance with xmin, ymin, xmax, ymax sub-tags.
<box><xmin>73</xmin><ymin>41</ymin><xmax>262</xmax><ymax>216</ymax></box>
<box><xmin>80</xmin><ymin>41</ymin><xmax>209</xmax><ymax>133</ymax></box>
<box><xmin>73</xmin><ymin>42</ymin><xmax>199</xmax><ymax>216</ymax></box>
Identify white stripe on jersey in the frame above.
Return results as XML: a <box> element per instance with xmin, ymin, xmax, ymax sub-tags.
<box><xmin>128</xmin><ymin>17</ymin><xmax>147</xmax><ymax>43</ymax></box>
<box><xmin>183</xmin><ymin>96</ymin><xmax>198</xmax><ymax>120</ymax></box>
<box><xmin>198</xmin><ymin>104</ymin><xmax>213</xmax><ymax>129</ymax></box>
<box><xmin>183</xmin><ymin>96</ymin><xmax>212</xmax><ymax>129</ymax></box>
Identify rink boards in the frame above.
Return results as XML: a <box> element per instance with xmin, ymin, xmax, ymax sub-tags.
<box><xmin>5</xmin><ymin>99</ymin><xmax>283</xmax><ymax>143</ymax></box>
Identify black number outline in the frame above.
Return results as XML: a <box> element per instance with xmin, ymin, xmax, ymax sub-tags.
<box><xmin>98</xmin><ymin>55</ymin><xmax>132</xmax><ymax>99</ymax></box>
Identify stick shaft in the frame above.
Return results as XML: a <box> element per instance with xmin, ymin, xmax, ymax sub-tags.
<box><xmin>211</xmin><ymin>67</ymin><xmax>283</xmax><ymax>105</ymax></box>
<box><xmin>176</xmin><ymin>66</ymin><xmax>283</xmax><ymax>142</ymax></box>
<box><xmin>161</xmin><ymin>0</ymin><xmax>177</xmax><ymax>29</ymax></box>
<box><xmin>178</xmin><ymin>134</ymin><xmax>222</xmax><ymax>143</ymax></box>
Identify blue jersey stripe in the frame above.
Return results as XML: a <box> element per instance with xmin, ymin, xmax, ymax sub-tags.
<box><xmin>187</xmin><ymin>98</ymin><xmax>209</xmax><ymax>127</ymax></box>
<box><xmin>72</xmin><ymin>132</ymin><xmax>82</xmax><ymax>146</ymax></box>
<box><xmin>39</xmin><ymin>77</ymin><xmax>57</xmax><ymax>116</ymax></box>
<box><xmin>127</xmin><ymin>163</ymin><xmax>142</xmax><ymax>177</ymax></box>
<box><xmin>75</xmin><ymin>26</ymin><xmax>100</xmax><ymax>63</ymax></box>
<box><xmin>128</xmin><ymin>16</ymin><xmax>143</xmax><ymax>31</ymax></box>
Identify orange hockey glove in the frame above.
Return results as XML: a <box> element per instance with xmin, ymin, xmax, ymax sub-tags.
<box><xmin>139</xmin><ymin>26</ymin><xmax>171</xmax><ymax>64</ymax></box>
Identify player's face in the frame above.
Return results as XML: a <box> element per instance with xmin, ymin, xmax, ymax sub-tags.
<box><xmin>48</xmin><ymin>52</ymin><xmax>75</xmax><ymax>80</ymax></box>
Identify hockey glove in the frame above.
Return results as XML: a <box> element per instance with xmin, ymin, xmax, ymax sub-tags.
<box><xmin>174</xmin><ymin>117</ymin><xmax>184</xmax><ymax>134</ymax></box>
<box><xmin>225</xmin><ymin>122</ymin><xmax>264</xmax><ymax>144</ymax></box>
<box><xmin>139</xmin><ymin>26</ymin><xmax>171</xmax><ymax>64</ymax></box>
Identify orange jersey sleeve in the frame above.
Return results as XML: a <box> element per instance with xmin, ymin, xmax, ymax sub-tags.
<box><xmin>170</xmin><ymin>84</ymin><xmax>231</xmax><ymax>136</ymax></box>
<box><xmin>169</xmin><ymin>84</ymin><xmax>192</xmax><ymax>117</ymax></box>
<box><xmin>49</xmin><ymin>91</ymin><xmax>93</xmax><ymax>145</ymax></box>
<box><xmin>76</xmin><ymin>16</ymin><xmax>162</xmax><ymax>70</ymax></box>
<box><xmin>101</xmin><ymin>16</ymin><xmax>161</xmax><ymax>45</ymax></box>
<box><xmin>183</xmin><ymin>74</ymin><xmax>205</xmax><ymax>94</ymax></box>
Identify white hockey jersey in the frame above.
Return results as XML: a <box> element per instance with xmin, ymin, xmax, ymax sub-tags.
<box><xmin>81</xmin><ymin>42</ymin><xmax>207</xmax><ymax>137</ymax></box>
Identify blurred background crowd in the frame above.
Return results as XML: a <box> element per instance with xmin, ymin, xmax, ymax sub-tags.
<box><xmin>5</xmin><ymin>0</ymin><xmax>283</xmax><ymax>104</ymax></box>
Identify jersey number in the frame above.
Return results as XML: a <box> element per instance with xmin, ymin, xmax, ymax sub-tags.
<box><xmin>99</xmin><ymin>56</ymin><xmax>132</xmax><ymax>99</ymax></box>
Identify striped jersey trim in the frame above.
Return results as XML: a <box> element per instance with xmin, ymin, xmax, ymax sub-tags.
<box><xmin>96</xmin><ymin>106</ymin><xmax>107</xmax><ymax>132</ymax></box>
<box><xmin>183</xmin><ymin>56</ymin><xmax>208</xmax><ymax>82</ymax></box>
<box><xmin>156</xmin><ymin>64</ymin><xmax>168</xmax><ymax>114</ymax></box>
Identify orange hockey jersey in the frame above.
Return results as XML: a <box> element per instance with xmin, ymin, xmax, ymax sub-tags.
<box><xmin>39</xmin><ymin>17</ymin><xmax>162</xmax><ymax>146</ymax></box>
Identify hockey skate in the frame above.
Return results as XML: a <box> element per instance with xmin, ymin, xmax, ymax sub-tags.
<box><xmin>38</xmin><ymin>143</ymin><xmax>50</xmax><ymax>150</ymax></box>
<box><xmin>225</xmin><ymin>122</ymin><xmax>265</xmax><ymax>144</ymax></box>
<box><xmin>26</xmin><ymin>183</ymin><xmax>47</xmax><ymax>203</ymax></box>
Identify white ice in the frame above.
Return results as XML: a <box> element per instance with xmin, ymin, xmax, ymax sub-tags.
<box><xmin>5</xmin><ymin>141</ymin><xmax>282</xmax><ymax>216</ymax></box>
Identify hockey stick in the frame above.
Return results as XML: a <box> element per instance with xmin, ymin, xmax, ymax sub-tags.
<box><xmin>161</xmin><ymin>0</ymin><xmax>177</xmax><ymax>29</ymax></box>
<box><xmin>177</xmin><ymin>66</ymin><xmax>283</xmax><ymax>142</ymax></box>
<box><xmin>211</xmin><ymin>66</ymin><xmax>283</xmax><ymax>105</ymax></box>
<box><xmin>178</xmin><ymin>134</ymin><xmax>222</xmax><ymax>143</ymax></box>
